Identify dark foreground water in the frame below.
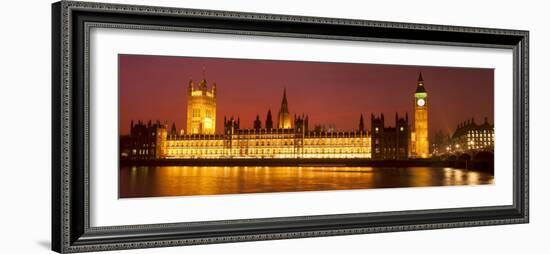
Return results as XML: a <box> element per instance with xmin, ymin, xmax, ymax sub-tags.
<box><xmin>119</xmin><ymin>166</ymin><xmax>494</xmax><ymax>198</ymax></box>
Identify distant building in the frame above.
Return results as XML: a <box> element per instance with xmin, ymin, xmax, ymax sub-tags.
<box><xmin>431</xmin><ymin>130</ymin><xmax>452</xmax><ymax>156</ymax></box>
<box><xmin>371</xmin><ymin>113</ymin><xmax>410</xmax><ymax>160</ymax></box>
<box><xmin>431</xmin><ymin>117</ymin><xmax>494</xmax><ymax>155</ymax></box>
<box><xmin>451</xmin><ymin>117</ymin><xmax>494</xmax><ymax>151</ymax></box>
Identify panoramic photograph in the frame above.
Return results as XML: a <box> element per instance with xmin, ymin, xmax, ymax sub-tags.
<box><xmin>118</xmin><ymin>54</ymin><xmax>495</xmax><ymax>198</ymax></box>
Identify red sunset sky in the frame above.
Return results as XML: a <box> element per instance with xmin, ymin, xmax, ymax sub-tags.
<box><xmin>118</xmin><ymin>54</ymin><xmax>494</xmax><ymax>139</ymax></box>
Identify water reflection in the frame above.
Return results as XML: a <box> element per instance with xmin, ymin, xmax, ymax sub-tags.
<box><xmin>119</xmin><ymin>166</ymin><xmax>494</xmax><ymax>198</ymax></box>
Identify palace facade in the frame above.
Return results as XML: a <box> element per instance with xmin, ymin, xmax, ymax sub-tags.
<box><xmin>121</xmin><ymin>72</ymin><xmax>433</xmax><ymax>160</ymax></box>
<box><xmin>156</xmin><ymin>115</ymin><xmax>370</xmax><ymax>159</ymax></box>
<box><xmin>154</xmin><ymin>87</ymin><xmax>371</xmax><ymax>159</ymax></box>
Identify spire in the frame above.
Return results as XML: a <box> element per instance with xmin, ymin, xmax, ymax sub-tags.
<box><xmin>211</xmin><ymin>82</ymin><xmax>217</xmax><ymax>97</ymax></box>
<box><xmin>254</xmin><ymin>114</ymin><xmax>262</xmax><ymax>130</ymax></box>
<box><xmin>265</xmin><ymin>109</ymin><xmax>273</xmax><ymax>130</ymax></box>
<box><xmin>198</xmin><ymin>67</ymin><xmax>208</xmax><ymax>92</ymax></box>
<box><xmin>170</xmin><ymin>122</ymin><xmax>177</xmax><ymax>135</ymax></box>
<box><xmin>188</xmin><ymin>80</ymin><xmax>194</xmax><ymax>93</ymax></box>
<box><xmin>415</xmin><ymin>72</ymin><xmax>427</xmax><ymax>93</ymax></box>
<box><xmin>278</xmin><ymin>88</ymin><xmax>292</xmax><ymax>129</ymax></box>
<box><xmin>359</xmin><ymin>114</ymin><xmax>365</xmax><ymax>132</ymax></box>
<box><xmin>305</xmin><ymin>115</ymin><xmax>309</xmax><ymax>131</ymax></box>
<box><xmin>280</xmin><ymin>88</ymin><xmax>289</xmax><ymax>113</ymax></box>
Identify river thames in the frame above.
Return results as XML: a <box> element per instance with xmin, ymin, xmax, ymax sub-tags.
<box><xmin>119</xmin><ymin>166</ymin><xmax>494</xmax><ymax>198</ymax></box>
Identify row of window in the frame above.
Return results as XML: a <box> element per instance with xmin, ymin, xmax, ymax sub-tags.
<box><xmin>167</xmin><ymin>141</ymin><xmax>224</xmax><ymax>147</ymax></box>
<box><xmin>131</xmin><ymin>149</ymin><xmax>155</xmax><ymax>155</ymax></box>
<box><xmin>467</xmin><ymin>134</ymin><xmax>494</xmax><ymax>138</ymax></box>
<box><xmin>166</xmin><ymin>139</ymin><xmax>369</xmax><ymax>147</ymax></box>
<box><xmin>191</xmin><ymin>109</ymin><xmax>213</xmax><ymax>118</ymax></box>
<box><xmin>166</xmin><ymin>148</ymin><xmax>370</xmax><ymax>156</ymax></box>
<box><xmin>373</xmin><ymin>148</ymin><xmax>407</xmax><ymax>153</ymax></box>
<box><xmin>468</xmin><ymin>130</ymin><xmax>494</xmax><ymax>134</ymax></box>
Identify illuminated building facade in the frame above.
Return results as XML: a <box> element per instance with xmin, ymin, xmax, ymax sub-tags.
<box><xmin>121</xmin><ymin>72</ymin><xmax>440</xmax><ymax>161</ymax></box>
<box><xmin>451</xmin><ymin>118</ymin><xmax>494</xmax><ymax>152</ymax></box>
<box><xmin>370</xmin><ymin>113</ymin><xmax>410</xmax><ymax>160</ymax></box>
<box><xmin>148</xmin><ymin>86</ymin><xmax>371</xmax><ymax>159</ymax></box>
<box><xmin>158</xmin><ymin>115</ymin><xmax>370</xmax><ymax>159</ymax></box>
<box><xmin>412</xmin><ymin>73</ymin><xmax>430</xmax><ymax>158</ymax></box>
<box><xmin>431</xmin><ymin>117</ymin><xmax>494</xmax><ymax>155</ymax></box>
<box><xmin>186</xmin><ymin>74</ymin><xmax>217</xmax><ymax>135</ymax></box>
<box><xmin>155</xmin><ymin>84</ymin><xmax>371</xmax><ymax>159</ymax></box>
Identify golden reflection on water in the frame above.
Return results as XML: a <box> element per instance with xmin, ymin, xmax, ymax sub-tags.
<box><xmin>119</xmin><ymin>166</ymin><xmax>494</xmax><ymax>198</ymax></box>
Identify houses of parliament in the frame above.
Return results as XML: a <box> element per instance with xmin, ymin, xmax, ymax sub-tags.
<box><xmin>121</xmin><ymin>73</ymin><xmax>430</xmax><ymax>160</ymax></box>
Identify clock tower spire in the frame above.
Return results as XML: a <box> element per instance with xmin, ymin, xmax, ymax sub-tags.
<box><xmin>413</xmin><ymin>72</ymin><xmax>429</xmax><ymax>158</ymax></box>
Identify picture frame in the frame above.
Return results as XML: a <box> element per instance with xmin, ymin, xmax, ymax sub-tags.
<box><xmin>51</xmin><ymin>1</ymin><xmax>529</xmax><ymax>253</ymax></box>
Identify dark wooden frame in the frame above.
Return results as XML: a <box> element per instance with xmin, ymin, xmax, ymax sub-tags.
<box><xmin>52</xmin><ymin>1</ymin><xmax>529</xmax><ymax>253</ymax></box>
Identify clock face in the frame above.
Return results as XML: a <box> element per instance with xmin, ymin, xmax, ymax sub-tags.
<box><xmin>417</xmin><ymin>98</ymin><xmax>425</xmax><ymax>107</ymax></box>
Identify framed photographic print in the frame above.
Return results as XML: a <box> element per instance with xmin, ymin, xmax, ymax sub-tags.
<box><xmin>52</xmin><ymin>1</ymin><xmax>529</xmax><ymax>253</ymax></box>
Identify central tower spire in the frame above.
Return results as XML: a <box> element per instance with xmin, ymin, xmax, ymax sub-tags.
<box><xmin>281</xmin><ymin>88</ymin><xmax>289</xmax><ymax>113</ymax></box>
<box><xmin>278</xmin><ymin>88</ymin><xmax>292</xmax><ymax>129</ymax></box>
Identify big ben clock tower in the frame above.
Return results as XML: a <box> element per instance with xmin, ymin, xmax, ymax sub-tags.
<box><xmin>414</xmin><ymin>72</ymin><xmax>429</xmax><ymax>158</ymax></box>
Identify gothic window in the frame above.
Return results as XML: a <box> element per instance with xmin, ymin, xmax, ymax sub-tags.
<box><xmin>193</xmin><ymin>109</ymin><xmax>200</xmax><ymax>117</ymax></box>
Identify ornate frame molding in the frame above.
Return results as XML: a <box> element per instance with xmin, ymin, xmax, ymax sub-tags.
<box><xmin>52</xmin><ymin>1</ymin><xmax>529</xmax><ymax>253</ymax></box>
